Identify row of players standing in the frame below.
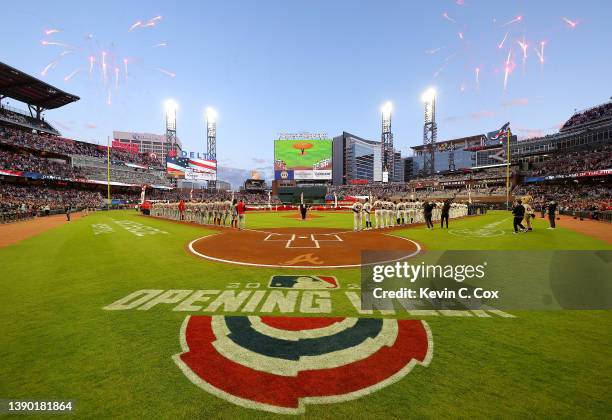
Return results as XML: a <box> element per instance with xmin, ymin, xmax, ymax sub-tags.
<box><xmin>351</xmin><ymin>198</ymin><xmax>468</xmax><ymax>231</ymax></box>
<box><xmin>151</xmin><ymin>199</ymin><xmax>247</xmax><ymax>229</ymax></box>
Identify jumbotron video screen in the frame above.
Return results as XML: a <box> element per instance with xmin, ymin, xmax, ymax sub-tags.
<box><xmin>274</xmin><ymin>139</ymin><xmax>332</xmax><ymax>180</ymax></box>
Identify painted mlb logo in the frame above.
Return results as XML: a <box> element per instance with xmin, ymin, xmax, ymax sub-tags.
<box><xmin>173</xmin><ymin>315</ymin><xmax>433</xmax><ymax>414</ymax></box>
<box><xmin>269</xmin><ymin>275</ymin><xmax>339</xmax><ymax>289</ymax></box>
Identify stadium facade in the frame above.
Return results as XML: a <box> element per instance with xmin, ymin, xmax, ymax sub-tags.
<box><xmin>332</xmin><ymin>132</ymin><xmax>403</xmax><ymax>185</ymax></box>
<box><xmin>113</xmin><ymin>130</ymin><xmax>182</xmax><ymax>162</ymax></box>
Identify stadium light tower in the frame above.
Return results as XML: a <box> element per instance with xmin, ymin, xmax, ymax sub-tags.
<box><xmin>381</xmin><ymin>101</ymin><xmax>394</xmax><ymax>183</ymax></box>
<box><xmin>206</xmin><ymin>107</ymin><xmax>218</xmax><ymax>189</ymax></box>
<box><xmin>421</xmin><ymin>88</ymin><xmax>437</xmax><ymax>176</ymax></box>
<box><xmin>164</xmin><ymin>99</ymin><xmax>178</xmax><ymax>156</ymax></box>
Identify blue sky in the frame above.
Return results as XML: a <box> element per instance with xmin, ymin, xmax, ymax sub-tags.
<box><xmin>2</xmin><ymin>0</ymin><xmax>610</xmax><ymax>175</ymax></box>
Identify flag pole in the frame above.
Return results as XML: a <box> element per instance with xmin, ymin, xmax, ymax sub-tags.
<box><xmin>505</xmin><ymin>128</ymin><xmax>511</xmax><ymax>210</ymax></box>
<box><xmin>107</xmin><ymin>136</ymin><xmax>111</xmax><ymax>210</ymax></box>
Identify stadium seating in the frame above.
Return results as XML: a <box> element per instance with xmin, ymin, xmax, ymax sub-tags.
<box><xmin>560</xmin><ymin>102</ymin><xmax>612</xmax><ymax>132</ymax></box>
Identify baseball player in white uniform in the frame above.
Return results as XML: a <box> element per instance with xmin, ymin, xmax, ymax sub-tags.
<box><xmin>363</xmin><ymin>198</ymin><xmax>372</xmax><ymax>230</ymax></box>
<box><xmin>394</xmin><ymin>201</ymin><xmax>401</xmax><ymax>226</ymax></box>
<box><xmin>352</xmin><ymin>201</ymin><xmax>363</xmax><ymax>231</ymax></box>
<box><xmin>385</xmin><ymin>200</ymin><xmax>394</xmax><ymax>227</ymax></box>
<box><xmin>373</xmin><ymin>198</ymin><xmax>383</xmax><ymax>229</ymax></box>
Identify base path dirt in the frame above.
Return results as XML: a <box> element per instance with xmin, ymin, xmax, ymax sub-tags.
<box><xmin>0</xmin><ymin>213</ymin><xmax>83</xmax><ymax>248</ymax></box>
<box><xmin>188</xmin><ymin>226</ymin><xmax>422</xmax><ymax>268</ymax></box>
<box><xmin>555</xmin><ymin>215</ymin><xmax>612</xmax><ymax>244</ymax></box>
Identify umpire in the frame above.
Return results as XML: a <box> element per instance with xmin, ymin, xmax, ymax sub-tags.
<box><xmin>423</xmin><ymin>201</ymin><xmax>434</xmax><ymax>229</ymax></box>
<box><xmin>547</xmin><ymin>200</ymin><xmax>558</xmax><ymax>229</ymax></box>
<box><xmin>512</xmin><ymin>199</ymin><xmax>526</xmax><ymax>234</ymax></box>
<box><xmin>440</xmin><ymin>198</ymin><xmax>452</xmax><ymax>229</ymax></box>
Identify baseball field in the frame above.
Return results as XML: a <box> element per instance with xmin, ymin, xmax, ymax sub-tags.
<box><xmin>1</xmin><ymin>210</ymin><xmax>610</xmax><ymax>418</ymax></box>
<box><xmin>274</xmin><ymin>139</ymin><xmax>332</xmax><ymax>170</ymax></box>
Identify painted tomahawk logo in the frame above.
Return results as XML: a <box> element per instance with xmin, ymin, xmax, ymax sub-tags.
<box><xmin>173</xmin><ymin>315</ymin><xmax>433</xmax><ymax>414</ymax></box>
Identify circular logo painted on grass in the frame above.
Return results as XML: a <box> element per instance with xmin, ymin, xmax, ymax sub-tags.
<box><xmin>173</xmin><ymin>315</ymin><xmax>432</xmax><ymax>414</ymax></box>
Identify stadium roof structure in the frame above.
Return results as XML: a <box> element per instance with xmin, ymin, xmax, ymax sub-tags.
<box><xmin>410</xmin><ymin>134</ymin><xmax>486</xmax><ymax>151</ymax></box>
<box><xmin>0</xmin><ymin>61</ymin><xmax>79</xmax><ymax>110</ymax></box>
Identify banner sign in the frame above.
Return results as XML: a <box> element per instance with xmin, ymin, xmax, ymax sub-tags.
<box><xmin>293</xmin><ymin>170</ymin><xmax>331</xmax><ymax>180</ymax></box>
<box><xmin>180</xmin><ymin>151</ymin><xmax>210</xmax><ymax>160</ymax></box>
<box><xmin>524</xmin><ymin>168</ymin><xmax>611</xmax><ymax>183</ymax></box>
<box><xmin>112</xmin><ymin>140</ymin><xmax>139</xmax><ymax>154</ymax></box>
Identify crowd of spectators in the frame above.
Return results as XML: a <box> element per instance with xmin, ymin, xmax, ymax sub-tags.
<box><xmin>0</xmin><ymin>106</ymin><xmax>58</xmax><ymax>134</ymax></box>
<box><xmin>0</xmin><ymin>125</ymin><xmax>163</xmax><ymax>168</ymax></box>
<box><xmin>560</xmin><ymin>102</ymin><xmax>612</xmax><ymax>131</ymax></box>
<box><xmin>525</xmin><ymin>144</ymin><xmax>612</xmax><ymax>177</ymax></box>
<box><xmin>514</xmin><ymin>183</ymin><xmax>611</xmax><ymax>213</ymax></box>
<box><xmin>0</xmin><ymin>183</ymin><xmax>104</xmax><ymax>219</ymax></box>
<box><xmin>77</xmin><ymin>165</ymin><xmax>170</xmax><ymax>186</ymax></box>
<box><xmin>0</xmin><ymin>148</ymin><xmax>84</xmax><ymax>179</ymax></box>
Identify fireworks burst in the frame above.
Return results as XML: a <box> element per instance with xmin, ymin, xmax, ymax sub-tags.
<box><xmin>561</xmin><ymin>17</ymin><xmax>578</xmax><ymax>28</ymax></box>
<box><xmin>517</xmin><ymin>38</ymin><xmax>529</xmax><ymax>71</ymax></box>
<box><xmin>101</xmin><ymin>51</ymin><xmax>107</xmax><ymax>81</ymax></box>
<box><xmin>63</xmin><ymin>68</ymin><xmax>80</xmax><ymax>82</ymax></box>
<box><xmin>498</xmin><ymin>32</ymin><xmax>509</xmax><ymax>49</ymax></box>
<box><xmin>129</xmin><ymin>15</ymin><xmax>162</xmax><ymax>31</ymax></box>
<box><xmin>38</xmin><ymin>15</ymin><xmax>173</xmax><ymax>105</ymax></box>
<box><xmin>442</xmin><ymin>12</ymin><xmax>456</xmax><ymax>23</ymax></box>
<box><xmin>128</xmin><ymin>21</ymin><xmax>142</xmax><ymax>32</ymax></box>
<box><xmin>156</xmin><ymin>68</ymin><xmax>176</xmax><ymax>78</ymax></box>
<box><xmin>41</xmin><ymin>40</ymin><xmax>71</xmax><ymax>48</ymax></box>
<box><xmin>534</xmin><ymin>41</ymin><xmax>545</xmax><ymax>66</ymax></box>
<box><xmin>425</xmin><ymin>47</ymin><xmax>444</xmax><ymax>54</ymax></box>
<box><xmin>503</xmin><ymin>50</ymin><xmax>516</xmax><ymax>91</ymax></box>
<box><xmin>41</xmin><ymin>60</ymin><xmax>59</xmax><ymax>76</ymax></box>
<box><xmin>123</xmin><ymin>58</ymin><xmax>129</xmax><ymax>81</ymax></box>
<box><xmin>114</xmin><ymin>67</ymin><xmax>120</xmax><ymax>89</ymax></box>
<box><xmin>501</xmin><ymin>15</ymin><xmax>523</xmax><ymax>27</ymax></box>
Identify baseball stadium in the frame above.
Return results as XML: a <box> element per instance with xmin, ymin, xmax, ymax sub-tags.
<box><xmin>1</xmin><ymin>2</ymin><xmax>611</xmax><ymax>419</ymax></box>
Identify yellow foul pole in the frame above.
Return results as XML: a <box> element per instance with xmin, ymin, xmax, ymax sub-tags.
<box><xmin>107</xmin><ymin>136</ymin><xmax>111</xmax><ymax>209</ymax></box>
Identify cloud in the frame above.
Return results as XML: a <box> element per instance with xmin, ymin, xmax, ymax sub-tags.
<box><xmin>252</xmin><ymin>157</ymin><xmax>268</xmax><ymax>164</ymax></box>
<box><xmin>548</xmin><ymin>121</ymin><xmax>565</xmax><ymax>131</ymax></box>
<box><xmin>501</xmin><ymin>98</ymin><xmax>529</xmax><ymax>108</ymax></box>
<box><xmin>85</xmin><ymin>122</ymin><xmax>97</xmax><ymax>129</ymax></box>
<box><xmin>469</xmin><ymin>110</ymin><xmax>496</xmax><ymax>120</ymax></box>
<box><xmin>516</xmin><ymin>127</ymin><xmax>543</xmax><ymax>139</ymax></box>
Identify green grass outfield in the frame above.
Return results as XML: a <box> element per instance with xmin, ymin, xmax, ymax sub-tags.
<box><xmin>1</xmin><ymin>210</ymin><xmax>610</xmax><ymax>419</ymax></box>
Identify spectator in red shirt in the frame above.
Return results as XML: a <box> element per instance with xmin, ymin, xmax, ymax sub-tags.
<box><xmin>236</xmin><ymin>199</ymin><xmax>246</xmax><ymax>230</ymax></box>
